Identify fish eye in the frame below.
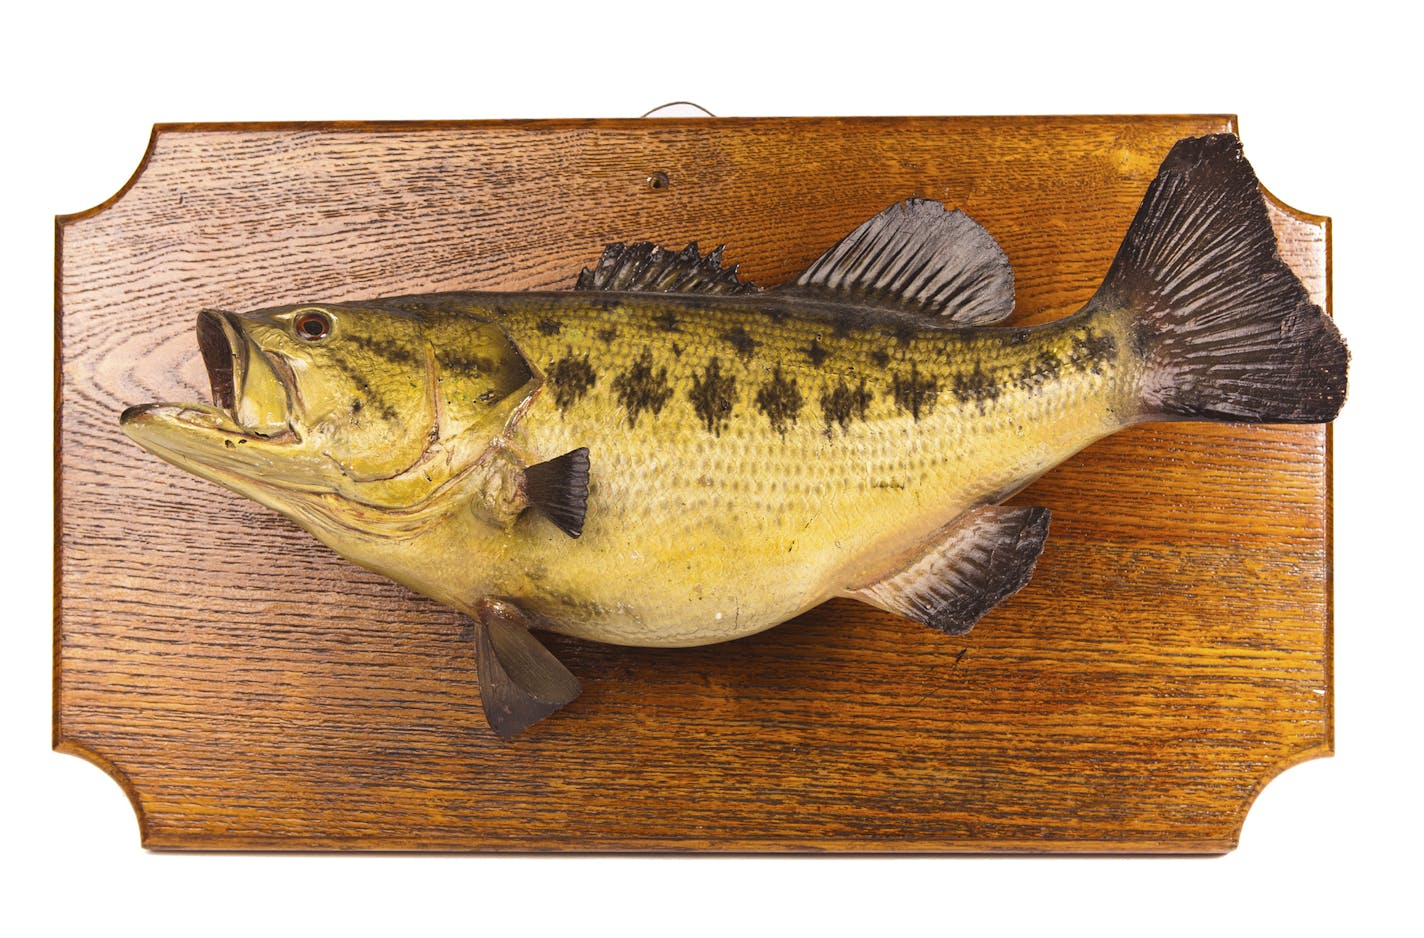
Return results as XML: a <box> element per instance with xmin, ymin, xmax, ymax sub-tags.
<box><xmin>294</xmin><ymin>310</ymin><xmax>332</xmax><ymax>341</ymax></box>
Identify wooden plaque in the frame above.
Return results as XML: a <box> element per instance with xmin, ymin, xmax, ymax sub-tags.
<box><xmin>55</xmin><ymin>116</ymin><xmax>1333</xmax><ymax>852</ymax></box>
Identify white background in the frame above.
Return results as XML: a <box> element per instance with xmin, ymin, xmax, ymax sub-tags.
<box><xmin>6</xmin><ymin>2</ymin><xmax>1417</xmax><ymax>935</ymax></box>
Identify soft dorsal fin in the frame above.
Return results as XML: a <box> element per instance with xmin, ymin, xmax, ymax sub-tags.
<box><xmin>776</xmin><ymin>200</ymin><xmax>1016</xmax><ymax>325</ymax></box>
<box><xmin>851</xmin><ymin>504</ymin><xmax>1049</xmax><ymax>635</ymax></box>
<box><xmin>575</xmin><ymin>242</ymin><xmax>761</xmax><ymax>296</ymax></box>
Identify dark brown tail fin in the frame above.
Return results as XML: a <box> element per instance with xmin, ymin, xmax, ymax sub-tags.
<box><xmin>1090</xmin><ymin>134</ymin><xmax>1347</xmax><ymax>424</ymax></box>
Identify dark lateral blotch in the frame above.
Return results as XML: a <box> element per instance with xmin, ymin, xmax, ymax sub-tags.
<box><xmin>891</xmin><ymin>362</ymin><xmax>938</xmax><ymax>421</ymax></box>
<box><xmin>546</xmin><ymin>350</ymin><xmax>596</xmax><ymax>411</ymax></box>
<box><xmin>755</xmin><ymin>366</ymin><xmax>803</xmax><ymax>436</ymax></box>
<box><xmin>347</xmin><ymin>332</ymin><xmax>421</xmax><ymax>366</ymax></box>
<box><xmin>820</xmin><ymin>377</ymin><xmax>872</xmax><ymax>431</ymax></box>
<box><xmin>1070</xmin><ymin>329</ymin><xmax>1118</xmax><ymax>374</ymax></box>
<box><xmin>951</xmin><ymin>362</ymin><xmax>1001</xmax><ymax>412</ymax></box>
<box><xmin>721</xmin><ymin>324</ymin><xmax>759</xmax><ymax>361</ymax></box>
<box><xmin>805</xmin><ymin>338</ymin><xmax>830</xmax><ymax>368</ymax></box>
<box><xmin>689</xmin><ymin>357</ymin><xmax>737</xmax><ymax>436</ymax></box>
<box><xmin>612</xmin><ymin>346</ymin><xmax>673</xmax><ymax>428</ymax></box>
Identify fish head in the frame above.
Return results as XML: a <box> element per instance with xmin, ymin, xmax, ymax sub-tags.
<box><xmin>121</xmin><ymin>303</ymin><xmax>535</xmax><ymax>533</ymax></box>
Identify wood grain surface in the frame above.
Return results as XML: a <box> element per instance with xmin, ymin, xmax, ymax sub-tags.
<box><xmin>54</xmin><ymin>115</ymin><xmax>1333</xmax><ymax>852</ymax></box>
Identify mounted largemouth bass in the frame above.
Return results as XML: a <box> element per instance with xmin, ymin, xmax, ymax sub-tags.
<box><xmin>121</xmin><ymin>135</ymin><xmax>1347</xmax><ymax>736</ymax></box>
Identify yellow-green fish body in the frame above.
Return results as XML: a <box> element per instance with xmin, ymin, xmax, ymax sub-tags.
<box><xmin>355</xmin><ymin>292</ymin><xmax>1131</xmax><ymax>648</ymax></box>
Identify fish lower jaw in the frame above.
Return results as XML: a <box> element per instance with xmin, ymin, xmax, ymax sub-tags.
<box><xmin>121</xmin><ymin>401</ymin><xmax>299</xmax><ymax>445</ymax></box>
<box><xmin>234</xmin><ymin>399</ymin><xmax>293</xmax><ymax>439</ymax></box>
<box><xmin>119</xmin><ymin>402</ymin><xmax>305</xmax><ymax>495</ymax></box>
<box><xmin>120</xmin><ymin>402</ymin><xmax>338</xmax><ymax>525</ymax></box>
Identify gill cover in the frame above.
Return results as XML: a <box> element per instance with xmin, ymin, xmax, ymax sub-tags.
<box><xmin>233</xmin><ymin>305</ymin><xmax>441</xmax><ymax>481</ymax></box>
<box><xmin>238</xmin><ymin>303</ymin><xmax>535</xmax><ymax>494</ymax></box>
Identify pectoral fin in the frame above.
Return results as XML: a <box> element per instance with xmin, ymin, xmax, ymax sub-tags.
<box><xmin>523</xmin><ymin>447</ymin><xmax>590</xmax><ymax>538</ymax></box>
<box><xmin>474</xmin><ymin>599</ymin><xmax>582</xmax><ymax>737</ymax></box>
<box><xmin>851</xmin><ymin>505</ymin><xmax>1050</xmax><ymax>635</ymax></box>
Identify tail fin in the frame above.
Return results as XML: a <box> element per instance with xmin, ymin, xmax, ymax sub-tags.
<box><xmin>1090</xmin><ymin>134</ymin><xmax>1347</xmax><ymax>423</ymax></box>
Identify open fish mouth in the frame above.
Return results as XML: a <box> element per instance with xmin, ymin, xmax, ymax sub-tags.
<box><xmin>120</xmin><ymin>311</ymin><xmax>298</xmax><ymax>460</ymax></box>
<box><xmin>197</xmin><ymin>309</ymin><xmax>239</xmax><ymax>411</ymax></box>
<box><xmin>195</xmin><ymin>309</ymin><xmax>295</xmax><ymax>440</ymax></box>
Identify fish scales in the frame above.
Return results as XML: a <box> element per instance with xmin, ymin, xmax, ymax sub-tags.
<box><xmin>121</xmin><ymin>135</ymin><xmax>1348</xmax><ymax>734</ymax></box>
<box><xmin>359</xmin><ymin>292</ymin><xmax>1134</xmax><ymax>647</ymax></box>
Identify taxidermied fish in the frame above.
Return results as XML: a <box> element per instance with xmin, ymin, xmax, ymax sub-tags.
<box><xmin>121</xmin><ymin>135</ymin><xmax>1347</xmax><ymax>735</ymax></box>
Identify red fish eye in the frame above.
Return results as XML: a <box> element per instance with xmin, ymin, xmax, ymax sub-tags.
<box><xmin>295</xmin><ymin>311</ymin><xmax>331</xmax><ymax>341</ymax></box>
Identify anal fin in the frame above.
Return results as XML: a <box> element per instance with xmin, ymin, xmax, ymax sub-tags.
<box><xmin>474</xmin><ymin>599</ymin><xmax>582</xmax><ymax>737</ymax></box>
<box><xmin>851</xmin><ymin>505</ymin><xmax>1050</xmax><ymax>635</ymax></box>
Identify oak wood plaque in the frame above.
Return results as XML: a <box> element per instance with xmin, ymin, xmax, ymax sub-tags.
<box><xmin>54</xmin><ymin>115</ymin><xmax>1332</xmax><ymax>852</ymax></box>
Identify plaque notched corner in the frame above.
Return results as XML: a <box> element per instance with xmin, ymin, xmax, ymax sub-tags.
<box><xmin>1245</xmin><ymin>135</ymin><xmax>1333</xmax><ymax>304</ymax></box>
<box><xmin>1258</xmin><ymin>175</ymin><xmax>1333</xmax><ymax>292</ymax></box>
<box><xmin>1226</xmin><ymin>738</ymin><xmax>1335</xmax><ymax>851</ymax></box>
<box><xmin>54</xmin><ymin>123</ymin><xmax>163</xmax><ymax>229</ymax></box>
<box><xmin>52</xmin><ymin>734</ymin><xmax>152</xmax><ymax>848</ymax></box>
<box><xmin>1258</xmin><ymin>181</ymin><xmax>1332</xmax><ymax>233</ymax></box>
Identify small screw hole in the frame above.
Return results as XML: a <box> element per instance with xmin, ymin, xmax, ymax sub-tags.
<box><xmin>647</xmin><ymin>171</ymin><xmax>670</xmax><ymax>190</ymax></box>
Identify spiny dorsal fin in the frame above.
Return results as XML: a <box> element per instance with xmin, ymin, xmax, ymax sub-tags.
<box><xmin>474</xmin><ymin>599</ymin><xmax>582</xmax><ymax>737</ymax></box>
<box><xmin>851</xmin><ymin>504</ymin><xmax>1049</xmax><ymax>635</ymax></box>
<box><xmin>575</xmin><ymin>242</ymin><xmax>761</xmax><ymax>296</ymax></box>
<box><xmin>524</xmin><ymin>447</ymin><xmax>590</xmax><ymax>539</ymax></box>
<box><xmin>776</xmin><ymin>200</ymin><xmax>1016</xmax><ymax>325</ymax></box>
